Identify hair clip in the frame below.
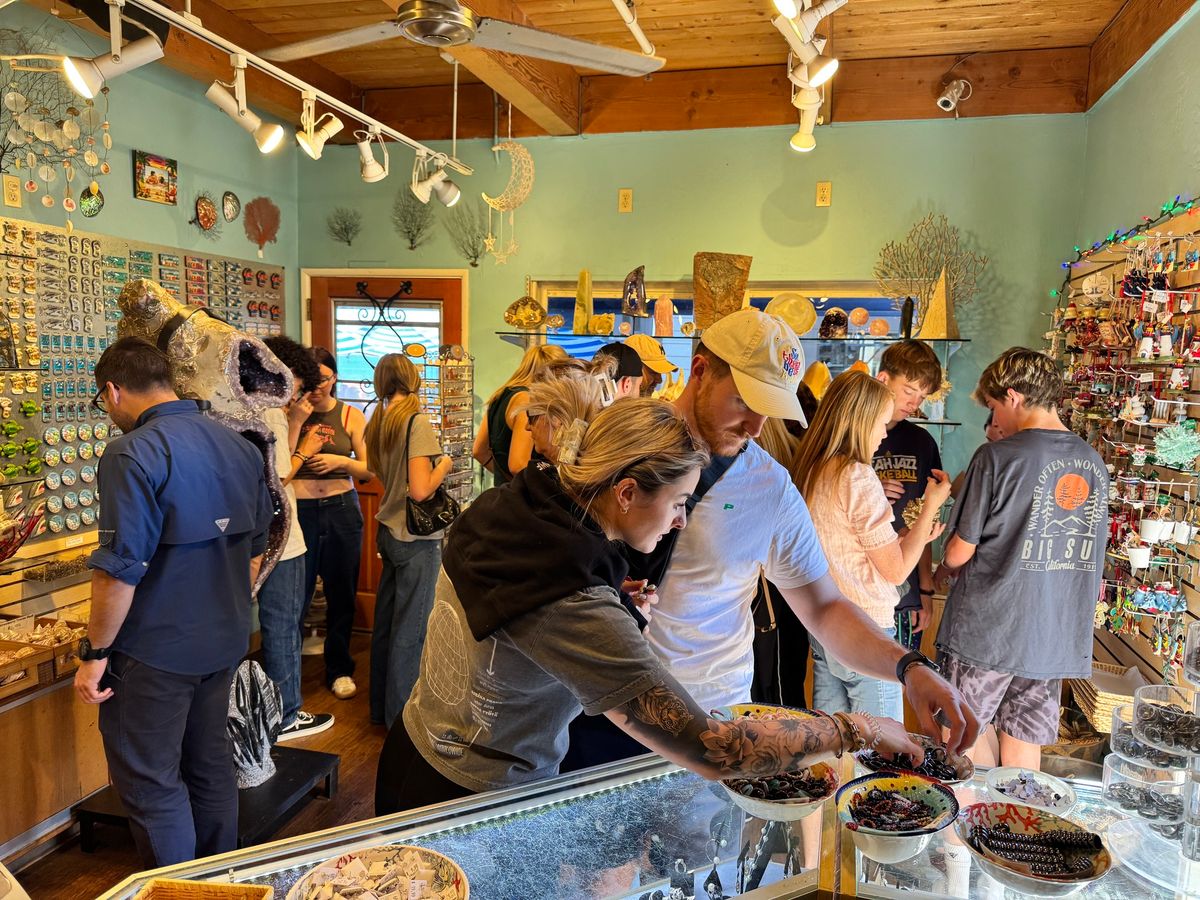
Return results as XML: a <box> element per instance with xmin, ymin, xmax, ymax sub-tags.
<box><xmin>594</xmin><ymin>372</ymin><xmax>617</xmax><ymax>409</ymax></box>
<box><xmin>556</xmin><ymin>417</ymin><xmax>589</xmax><ymax>466</ymax></box>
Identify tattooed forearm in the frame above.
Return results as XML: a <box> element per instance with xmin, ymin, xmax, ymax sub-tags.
<box><xmin>606</xmin><ymin>677</ymin><xmax>844</xmax><ymax>780</ymax></box>
<box><xmin>627</xmin><ymin>685</ymin><xmax>693</xmax><ymax>737</ymax></box>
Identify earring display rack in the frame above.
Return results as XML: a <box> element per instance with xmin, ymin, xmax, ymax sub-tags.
<box><xmin>418</xmin><ymin>348</ymin><xmax>474</xmax><ymax>507</ymax></box>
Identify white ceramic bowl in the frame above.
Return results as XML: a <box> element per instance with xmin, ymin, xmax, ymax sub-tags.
<box><xmin>286</xmin><ymin>844</ymin><xmax>469</xmax><ymax>900</ymax></box>
<box><xmin>721</xmin><ymin>762</ymin><xmax>838</xmax><ymax>821</ymax></box>
<box><xmin>853</xmin><ymin>732</ymin><xmax>975</xmax><ymax>786</ymax></box>
<box><xmin>986</xmin><ymin>767</ymin><xmax>1076</xmax><ymax>816</ymax></box>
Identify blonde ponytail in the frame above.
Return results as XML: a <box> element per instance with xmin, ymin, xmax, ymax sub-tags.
<box><xmin>364</xmin><ymin>353</ymin><xmax>423</xmax><ymax>466</ymax></box>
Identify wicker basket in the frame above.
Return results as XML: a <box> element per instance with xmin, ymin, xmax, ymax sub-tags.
<box><xmin>1068</xmin><ymin>661</ymin><xmax>1147</xmax><ymax>734</ymax></box>
<box><xmin>131</xmin><ymin>880</ymin><xmax>273</xmax><ymax>900</ymax></box>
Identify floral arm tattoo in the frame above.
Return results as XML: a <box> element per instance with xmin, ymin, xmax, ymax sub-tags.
<box><xmin>609</xmin><ymin>679</ymin><xmax>842</xmax><ymax>779</ymax></box>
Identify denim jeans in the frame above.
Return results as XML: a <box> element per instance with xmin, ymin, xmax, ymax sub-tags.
<box><xmin>257</xmin><ymin>554</ymin><xmax>306</xmax><ymax>727</ymax></box>
<box><xmin>297</xmin><ymin>493</ymin><xmax>363</xmax><ymax>686</ymax></box>
<box><xmin>811</xmin><ymin>628</ymin><xmax>904</xmax><ymax>722</ymax></box>
<box><xmin>370</xmin><ymin>526</ymin><xmax>441</xmax><ymax>727</ymax></box>
<box><xmin>98</xmin><ymin>653</ymin><xmax>237</xmax><ymax>868</ymax></box>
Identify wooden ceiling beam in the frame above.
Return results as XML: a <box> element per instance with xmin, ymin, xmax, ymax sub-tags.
<box><xmin>373</xmin><ymin>0</ymin><xmax>580</xmax><ymax>136</ymax></box>
<box><xmin>1087</xmin><ymin>0</ymin><xmax>1194</xmax><ymax>107</ymax></box>
<box><xmin>25</xmin><ymin>0</ymin><xmax>361</xmax><ymax>122</ymax></box>
<box><xmin>363</xmin><ymin>46</ymin><xmax>1090</xmax><ymax>138</ymax></box>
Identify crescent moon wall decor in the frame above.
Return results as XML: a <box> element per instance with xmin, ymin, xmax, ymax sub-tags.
<box><xmin>482</xmin><ymin>141</ymin><xmax>534</xmax><ymax>212</ymax></box>
<box><xmin>482</xmin><ymin>140</ymin><xmax>534</xmax><ymax>265</ymax></box>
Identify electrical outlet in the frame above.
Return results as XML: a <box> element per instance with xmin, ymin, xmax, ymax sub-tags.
<box><xmin>816</xmin><ymin>181</ymin><xmax>832</xmax><ymax>208</ymax></box>
<box><xmin>2</xmin><ymin>175</ymin><xmax>20</xmax><ymax>209</ymax></box>
<box><xmin>618</xmin><ymin>188</ymin><xmax>633</xmax><ymax>213</ymax></box>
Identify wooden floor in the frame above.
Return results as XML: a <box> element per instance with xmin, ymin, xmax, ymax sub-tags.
<box><xmin>16</xmin><ymin>633</ymin><xmax>386</xmax><ymax>900</ymax></box>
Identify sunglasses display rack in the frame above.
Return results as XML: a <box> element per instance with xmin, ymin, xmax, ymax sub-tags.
<box><xmin>0</xmin><ymin>214</ymin><xmax>288</xmax><ymax>546</ymax></box>
<box><xmin>420</xmin><ymin>347</ymin><xmax>474</xmax><ymax>507</ymax></box>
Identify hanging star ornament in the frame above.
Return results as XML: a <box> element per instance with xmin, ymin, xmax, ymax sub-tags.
<box><xmin>483</xmin><ymin>234</ymin><xmax>496</xmax><ymax>253</ymax></box>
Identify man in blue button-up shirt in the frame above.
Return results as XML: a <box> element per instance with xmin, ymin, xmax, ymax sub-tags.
<box><xmin>75</xmin><ymin>337</ymin><xmax>274</xmax><ymax>867</ymax></box>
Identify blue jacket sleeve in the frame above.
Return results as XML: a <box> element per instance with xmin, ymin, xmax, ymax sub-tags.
<box><xmin>88</xmin><ymin>450</ymin><xmax>164</xmax><ymax>585</ymax></box>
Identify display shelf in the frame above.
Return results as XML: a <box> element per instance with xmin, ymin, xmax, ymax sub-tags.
<box><xmin>495</xmin><ymin>330</ymin><xmax>970</xmax><ymax>344</ymax></box>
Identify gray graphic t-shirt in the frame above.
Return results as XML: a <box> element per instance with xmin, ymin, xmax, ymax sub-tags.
<box><xmin>937</xmin><ymin>429</ymin><xmax>1109</xmax><ymax>680</ymax></box>
<box><xmin>403</xmin><ymin>569</ymin><xmax>669</xmax><ymax>793</ymax></box>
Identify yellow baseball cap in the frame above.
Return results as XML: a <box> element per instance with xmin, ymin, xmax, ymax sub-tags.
<box><xmin>700</xmin><ymin>308</ymin><xmax>807</xmax><ymax>425</ymax></box>
<box><xmin>623</xmin><ymin>333</ymin><xmax>678</xmax><ymax>374</ymax></box>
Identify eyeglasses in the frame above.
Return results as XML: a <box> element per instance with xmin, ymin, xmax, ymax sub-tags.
<box><xmin>91</xmin><ymin>386</ymin><xmax>107</xmax><ymax>414</ymax></box>
<box><xmin>316</xmin><ymin>374</ymin><xmax>335</xmax><ymax>387</ymax></box>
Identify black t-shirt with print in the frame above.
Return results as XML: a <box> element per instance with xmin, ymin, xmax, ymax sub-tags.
<box><xmin>871</xmin><ymin>420</ymin><xmax>942</xmax><ymax>610</ymax></box>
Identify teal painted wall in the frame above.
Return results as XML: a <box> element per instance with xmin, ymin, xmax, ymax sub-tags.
<box><xmin>0</xmin><ymin>5</ymin><xmax>301</xmax><ymax>321</ymax></box>
<box><xmin>298</xmin><ymin>118</ymin><xmax>1085</xmax><ymax>471</ymax></box>
<box><xmin>1078</xmin><ymin>4</ymin><xmax>1200</xmax><ymax>246</ymax></box>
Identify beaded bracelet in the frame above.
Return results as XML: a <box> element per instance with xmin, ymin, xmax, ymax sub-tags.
<box><xmin>859</xmin><ymin>711</ymin><xmax>883</xmax><ymax>750</ymax></box>
<box><xmin>293</xmin><ymin>451</ymin><xmax>311</xmax><ymax>462</ymax></box>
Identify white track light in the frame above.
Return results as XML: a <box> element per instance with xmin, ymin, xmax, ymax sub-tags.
<box><xmin>411</xmin><ymin>151</ymin><xmax>460</xmax><ymax>206</ymax></box>
<box><xmin>773</xmin><ymin>0</ymin><xmax>798</xmax><ymax>17</ymax></box>
<box><xmin>773</xmin><ymin>16</ymin><xmax>838</xmax><ymax>88</ymax></box>
<box><xmin>63</xmin><ymin>35</ymin><xmax>164</xmax><ymax>98</ymax></box>
<box><xmin>295</xmin><ymin>90</ymin><xmax>344</xmax><ymax>159</ymax></box>
<box><xmin>356</xmin><ymin>128</ymin><xmax>389</xmax><ymax>182</ymax></box>
<box><xmin>206</xmin><ymin>54</ymin><xmax>284</xmax><ymax>153</ymax></box>
<box><xmin>794</xmin><ymin>0</ymin><xmax>848</xmax><ymax>42</ymax></box>
<box><xmin>789</xmin><ymin>76</ymin><xmax>821</xmax><ymax>153</ymax></box>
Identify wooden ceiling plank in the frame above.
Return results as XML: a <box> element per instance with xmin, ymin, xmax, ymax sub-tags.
<box><xmin>1087</xmin><ymin>0</ymin><xmax>1195</xmax><ymax>106</ymax></box>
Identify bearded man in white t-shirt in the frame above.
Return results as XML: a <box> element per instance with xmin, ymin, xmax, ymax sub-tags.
<box><xmin>642</xmin><ymin>308</ymin><xmax>979</xmax><ymax>749</ymax></box>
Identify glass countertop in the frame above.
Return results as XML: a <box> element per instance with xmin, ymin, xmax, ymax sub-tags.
<box><xmin>97</xmin><ymin>753</ymin><xmax>1188</xmax><ymax>900</ymax></box>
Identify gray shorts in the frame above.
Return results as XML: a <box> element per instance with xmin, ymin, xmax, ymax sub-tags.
<box><xmin>938</xmin><ymin>652</ymin><xmax>1062</xmax><ymax>746</ymax></box>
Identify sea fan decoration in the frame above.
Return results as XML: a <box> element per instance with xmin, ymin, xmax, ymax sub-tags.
<box><xmin>244</xmin><ymin>196</ymin><xmax>281</xmax><ymax>258</ymax></box>
<box><xmin>326</xmin><ymin>207</ymin><xmax>362</xmax><ymax>246</ymax></box>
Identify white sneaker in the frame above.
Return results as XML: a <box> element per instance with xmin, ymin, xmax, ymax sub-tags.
<box><xmin>277</xmin><ymin>711</ymin><xmax>335</xmax><ymax>742</ymax></box>
<box><xmin>331</xmin><ymin>676</ymin><xmax>357</xmax><ymax>699</ymax></box>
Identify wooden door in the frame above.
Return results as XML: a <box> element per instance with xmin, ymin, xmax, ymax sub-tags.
<box><xmin>308</xmin><ymin>276</ymin><xmax>464</xmax><ymax>629</ymax></box>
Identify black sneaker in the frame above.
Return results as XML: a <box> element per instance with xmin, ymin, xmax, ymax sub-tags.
<box><xmin>277</xmin><ymin>711</ymin><xmax>335</xmax><ymax>742</ymax></box>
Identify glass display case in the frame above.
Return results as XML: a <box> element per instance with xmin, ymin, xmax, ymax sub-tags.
<box><xmin>96</xmin><ymin>753</ymin><xmax>1189</xmax><ymax>900</ymax></box>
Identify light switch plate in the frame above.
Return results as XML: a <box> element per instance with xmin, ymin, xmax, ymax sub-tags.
<box><xmin>816</xmin><ymin>181</ymin><xmax>832</xmax><ymax>207</ymax></box>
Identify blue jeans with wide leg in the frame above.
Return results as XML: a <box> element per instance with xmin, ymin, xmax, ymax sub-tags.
<box><xmin>370</xmin><ymin>525</ymin><xmax>441</xmax><ymax>727</ymax></box>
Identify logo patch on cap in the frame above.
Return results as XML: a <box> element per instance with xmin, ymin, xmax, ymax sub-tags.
<box><xmin>781</xmin><ymin>345</ymin><xmax>802</xmax><ymax>379</ymax></box>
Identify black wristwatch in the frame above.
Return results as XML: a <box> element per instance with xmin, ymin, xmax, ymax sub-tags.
<box><xmin>78</xmin><ymin>637</ymin><xmax>111</xmax><ymax>661</ymax></box>
<box><xmin>896</xmin><ymin>650</ymin><xmax>938</xmax><ymax>685</ymax></box>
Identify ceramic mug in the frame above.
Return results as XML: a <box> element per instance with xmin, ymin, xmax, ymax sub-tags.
<box><xmin>1175</xmin><ymin>521</ymin><xmax>1198</xmax><ymax>545</ymax></box>
<box><xmin>1128</xmin><ymin>546</ymin><xmax>1152</xmax><ymax>571</ymax></box>
<box><xmin>1132</xmin><ymin>445</ymin><xmax>1149</xmax><ymax>466</ymax></box>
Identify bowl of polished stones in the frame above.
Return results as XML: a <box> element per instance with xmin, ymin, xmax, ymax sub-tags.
<box><xmin>854</xmin><ymin>732</ymin><xmax>974</xmax><ymax>785</ymax></box>
<box><xmin>956</xmin><ymin>802</ymin><xmax>1112</xmax><ymax>896</ymax></box>
<box><xmin>835</xmin><ymin>772</ymin><xmax>959</xmax><ymax>864</ymax></box>
<box><xmin>1132</xmin><ymin>683</ymin><xmax>1200</xmax><ymax>756</ymax></box>
<box><xmin>286</xmin><ymin>844</ymin><xmax>468</xmax><ymax>900</ymax></box>
<box><xmin>986</xmin><ymin>767</ymin><xmax>1076</xmax><ymax>816</ymax></box>
<box><xmin>713</xmin><ymin>703</ymin><xmax>839</xmax><ymax>821</ymax></box>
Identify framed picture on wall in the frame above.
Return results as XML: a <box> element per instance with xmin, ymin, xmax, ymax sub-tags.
<box><xmin>132</xmin><ymin>150</ymin><xmax>178</xmax><ymax>206</ymax></box>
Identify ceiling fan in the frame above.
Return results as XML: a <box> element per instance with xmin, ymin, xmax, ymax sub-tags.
<box><xmin>260</xmin><ymin>0</ymin><xmax>665</xmax><ymax>76</ymax></box>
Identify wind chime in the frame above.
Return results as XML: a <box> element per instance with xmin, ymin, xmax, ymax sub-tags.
<box><xmin>0</xmin><ymin>52</ymin><xmax>115</xmax><ymax>233</ymax></box>
<box><xmin>483</xmin><ymin>102</ymin><xmax>533</xmax><ymax>266</ymax></box>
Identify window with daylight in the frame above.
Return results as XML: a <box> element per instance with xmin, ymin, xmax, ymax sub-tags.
<box><xmin>332</xmin><ymin>300</ymin><xmax>442</xmax><ymax>410</ymax></box>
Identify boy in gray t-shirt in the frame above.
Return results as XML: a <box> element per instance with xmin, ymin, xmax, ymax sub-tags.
<box><xmin>935</xmin><ymin>348</ymin><xmax>1108</xmax><ymax>771</ymax></box>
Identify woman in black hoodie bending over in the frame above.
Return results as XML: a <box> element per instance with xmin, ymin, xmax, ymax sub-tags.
<box><xmin>376</xmin><ymin>398</ymin><xmax>922</xmax><ymax>814</ymax></box>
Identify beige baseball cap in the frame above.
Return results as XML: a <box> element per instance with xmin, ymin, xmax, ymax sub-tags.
<box><xmin>623</xmin><ymin>333</ymin><xmax>678</xmax><ymax>374</ymax></box>
<box><xmin>700</xmin><ymin>308</ymin><xmax>808</xmax><ymax>425</ymax></box>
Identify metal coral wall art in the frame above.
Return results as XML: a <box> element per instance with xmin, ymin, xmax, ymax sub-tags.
<box><xmin>392</xmin><ymin>186</ymin><xmax>435</xmax><ymax>251</ymax></box>
<box><xmin>243</xmin><ymin>196</ymin><xmax>281</xmax><ymax>258</ymax></box>
<box><xmin>326</xmin><ymin>206</ymin><xmax>362</xmax><ymax>246</ymax></box>
<box><xmin>443</xmin><ymin>197</ymin><xmax>488</xmax><ymax>266</ymax></box>
<box><xmin>190</xmin><ymin>190</ymin><xmax>221</xmax><ymax>240</ymax></box>
<box><xmin>874</xmin><ymin>212</ymin><xmax>988</xmax><ymax>330</ymax></box>
<box><xmin>0</xmin><ymin>27</ymin><xmax>115</xmax><ymax>232</ymax></box>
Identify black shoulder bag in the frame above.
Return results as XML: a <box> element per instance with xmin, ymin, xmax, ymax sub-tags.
<box><xmin>404</xmin><ymin>415</ymin><xmax>461</xmax><ymax>536</ymax></box>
